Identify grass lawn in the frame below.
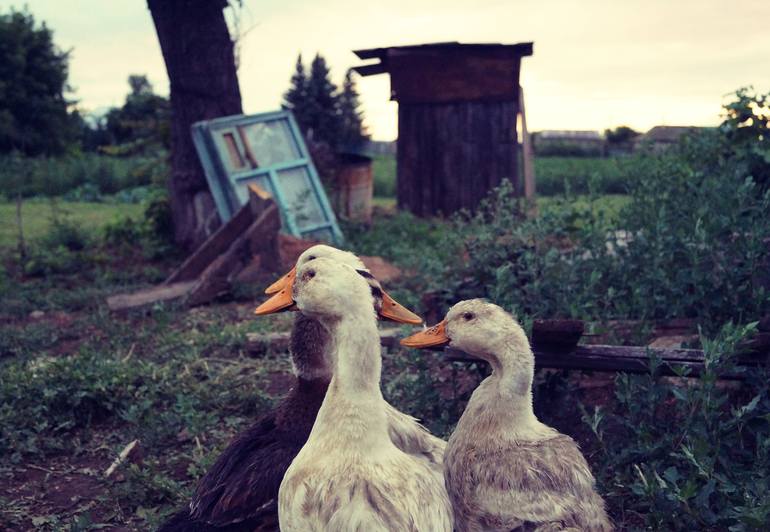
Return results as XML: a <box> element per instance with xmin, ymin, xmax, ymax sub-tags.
<box><xmin>0</xmin><ymin>198</ymin><xmax>144</xmax><ymax>250</ymax></box>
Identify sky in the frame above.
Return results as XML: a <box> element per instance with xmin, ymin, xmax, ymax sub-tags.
<box><xmin>9</xmin><ymin>0</ymin><xmax>770</xmax><ymax>140</ymax></box>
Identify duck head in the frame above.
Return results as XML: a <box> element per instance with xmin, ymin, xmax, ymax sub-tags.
<box><xmin>265</xmin><ymin>245</ymin><xmax>364</xmax><ymax>295</ymax></box>
<box><xmin>258</xmin><ymin>245</ymin><xmax>421</xmax><ymax>325</ymax></box>
<box><xmin>401</xmin><ymin>299</ymin><xmax>532</xmax><ymax>374</ymax></box>
<box><xmin>257</xmin><ymin>258</ymin><xmax>376</xmax><ymax>330</ymax></box>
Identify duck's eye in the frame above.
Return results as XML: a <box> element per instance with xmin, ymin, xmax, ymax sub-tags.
<box><xmin>303</xmin><ymin>269</ymin><xmax>316</xmax><ymax>281</ymax></box>
<box><xmin>463</xmin><ymin>312</ymin><xmax>474</xmax><ymax>321</ymax></box>
<box><xmin>307</xmin><ymin>255</ymin><xmax>316</xmax><ymax>261</ymax></box>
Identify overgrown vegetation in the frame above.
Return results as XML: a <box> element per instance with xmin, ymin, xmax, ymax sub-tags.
<box><xmin>586</xmin><ymin>323</ymin><xmax>770</xmax><ymax>530</ymax></box>
<box><xmin>364</xmin><ymin>90</ymin><xmax>770</xmax><ymax>333</ymax></box>
<box><xmin>1</xmin><ymin>88</ymin><xmax>768</xmax><ymax>530</ymax></box>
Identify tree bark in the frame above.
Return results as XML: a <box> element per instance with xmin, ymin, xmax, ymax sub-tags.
<box><xmin>147</xmin><ymin>0</ymin><xmax>243</xmax><ymax>251</ymax></box>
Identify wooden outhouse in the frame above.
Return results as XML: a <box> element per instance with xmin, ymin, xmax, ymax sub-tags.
<box><xmin>353</xmin><ymin>42</ymin><xmax>533</xmax><ymax>216</ymax></box>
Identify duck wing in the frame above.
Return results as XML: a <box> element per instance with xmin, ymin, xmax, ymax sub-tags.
<box><xmin>449</xmin><ymin>435</ymin><xmax>611</xmax><ymax>531</ymax></box>
<box><xmin>188</xmin><ymin>411</ymin><xmax>303</xmax><ymax>528</ymax></box>
<box><xmin>383</xmin><ymin>401</ymin><xmax>446</xmax><ymax>468</ymax></box>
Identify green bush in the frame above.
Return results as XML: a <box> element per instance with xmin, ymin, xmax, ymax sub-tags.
<box><xmin>21</xmin><ymin>217</ymin><xmax>93</xmax><ymax>276</ymax></box>
<box><xmin>414</xmin><ymin>121</ymin><xmax>770</xmax><ymax>330</ymax></box>
<box><xmin>0</xmin><ymin>153</ymin><xmax>167</xmax><ymax>200</ymax></box>
<box><xmin>584</xmin><ymin>323</ymin><xmax>770</xmax><ymax>530</ymax></box>
<box><xmin>102</xmin><ymin>187</ymin><xmax>176</xmax><ymax>259</ymax></box>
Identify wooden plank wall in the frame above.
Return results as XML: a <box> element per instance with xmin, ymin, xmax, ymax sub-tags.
<box><xmin>397</xmin><ymin>99</ymin><xmax>519</xmax><ymax>216</ymax></box>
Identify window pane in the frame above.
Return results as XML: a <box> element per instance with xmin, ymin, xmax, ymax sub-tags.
<box><xmin>276</xmin><ymin>167</ymin><xmax>326</xmax><ymax>229</ymax></box>
<box><xmin>239</xmin><ymin>119</ymin><xmax>300</xmax><ymax>167</ymax></box>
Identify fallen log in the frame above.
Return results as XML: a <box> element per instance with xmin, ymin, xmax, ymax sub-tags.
<box><xmin>444</xmin><ymin>344</ymin><xmax>768</xmax><ymax>380</ymax></box>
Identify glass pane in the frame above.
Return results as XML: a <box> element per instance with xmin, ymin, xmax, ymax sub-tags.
<box><xmin>277</xmin><ymin>167</ymin><xmax>326</xmax><ymax>229</ymax></box>
<box><xmin>239</xmin><ymin>119</ymin><xmax>300</xmax><ymax>167</ymax></box>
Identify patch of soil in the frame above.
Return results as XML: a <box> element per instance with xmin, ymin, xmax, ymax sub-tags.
<box><xmin>0</xmin><ymin>453</ymin><xmax>112</xmax><ymax>531</ymax></box>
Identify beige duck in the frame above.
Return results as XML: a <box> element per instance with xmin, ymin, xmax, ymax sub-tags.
<box><xmin>402</xmin><ymin>299</ymin><xmax>612</xmax><ymax>532</ymax></box>
<box><xmin>257</xmin><ymin>258</ymin><xmax>453</xmax><ymax>531</ymax></box>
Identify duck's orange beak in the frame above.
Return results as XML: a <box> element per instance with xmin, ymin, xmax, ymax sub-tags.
<box><xmin>379</xmin><ymin>291</ymin><xmax>423</xmax><ymax>325</ymax></box>
<box><xmin>400</xmin><ymin>320</ymin><xmax>450</xmax><ymax>348</ymax></box>
<box><xmin>259</xmin><ymin>266</ymin><xmax>422</xmax><ymax>324</ymax></box>
<box><xmin>255</xmin><ymin>274</ymin><xmax>297</xmax><ymax>315</ymax></box>
<box><xmin>265</xmin><ymin>266</ymin><xmax>296</xmax><ymax>295</ymax></box>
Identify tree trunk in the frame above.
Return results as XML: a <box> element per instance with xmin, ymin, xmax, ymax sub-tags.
<box><xmin>147</xmin><ymin>0</ymin><xmax>243</xmax><ymax>251</ymax></box>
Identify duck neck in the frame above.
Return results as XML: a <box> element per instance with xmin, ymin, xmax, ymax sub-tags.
<box><xmin>481</xmin><ymin>341</ymin><xmax>537</xmax><ymax>426</ymax></box>
<box><xmin>326</xmin><ymin>308</ymin><xmax>382</xmax><ymax>398</ymax></box>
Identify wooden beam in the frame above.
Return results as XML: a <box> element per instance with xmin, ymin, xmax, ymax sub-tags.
<box><xmin>186</xmin><ymin>203</ymin><xmax>281</xmax><ymax>306</ymax></box>
<box><xmin>444</xmin><ymin>344</ymin><xmax>767</xmax><ymax>380</ymax></box>
<box><xmin>351</xmin><ymin>63</ymin><xmax>387</xmax><ymax>77</ymax></box>
<box><xmin>164</xmin><ymin>196</ymin><xmax>255</xmax><ymax>285</ymax></box>
<box><xmin>518</xmin><ymin>85</ymin><xmax>536</xmax><ymax>215</ymax></box>
<box><xmin>106</xmin><ymin>281</ymin><xmax>197</xmax><ymax>312</ymax></box>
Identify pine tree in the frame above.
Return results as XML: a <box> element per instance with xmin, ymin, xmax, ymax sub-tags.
<box><xmin>338</xmin><ymin>69</ymin><xmax>368</xmax><ymax>151</ymax></box>
<box><xmin>305</xmin><ymin>53</ymin><xmax>340</xmax><ymax>146</ymax></box>
<box><xmin>283</xmin><ymin>54</ymin><xmax>309</xmax><ymax>126</ymax></box>
<box><xmin>283</xmin><ymin>54</ymin><xmax>368</xmax><ymax>154</ymax></box>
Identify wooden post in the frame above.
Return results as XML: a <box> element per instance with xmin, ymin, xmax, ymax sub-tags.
<box><xmin>518</xmin><ymin>85</ymin><xmax>537</xmax><ymax>217</ymax></box>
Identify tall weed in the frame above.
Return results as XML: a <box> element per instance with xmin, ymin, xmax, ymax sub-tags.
<box><xmin>584</xmin><ymin>323</ymin><xmax>770</xmax><ymax>530</ymax></box>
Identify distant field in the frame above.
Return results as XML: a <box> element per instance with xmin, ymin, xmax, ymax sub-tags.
<box><xmin>0</xmin><ymin>199</ymin><xmax>144</xmax><ymax>250</ymax></box>
<box><xmin>371</xmin><ymin>154</ymin><xmax>629</xmax><ymax>198</ymax></box>
<box><xmin>535</xmin><ymin>156</ymin><xmax>628</xmax><ymax>195</ymax></box>
<box><xmin>372</xmin><ymin>154</ymin><xmax>397</xmax><ymax>197</ymax></box>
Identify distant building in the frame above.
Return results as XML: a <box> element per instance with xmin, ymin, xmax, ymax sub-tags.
<box><xmin>634</xmin><ymin>126</ymin><xmax>709</xmax><ymax>152</ymax></box>
<box><xmin>353</xmin><ymin>41</ymin><xmax>533</xmax><ymax>216</ymax></box>
<box><xmin>533</xmin><ymin>130</ymin><xmax>605</xmax><ymax>157</ymax></box>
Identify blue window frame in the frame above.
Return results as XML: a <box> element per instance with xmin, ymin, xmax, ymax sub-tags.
<box><xmin>192</xmin><ymin>110</ymin><xmax>343</xmax><ymax>244</ymax></box>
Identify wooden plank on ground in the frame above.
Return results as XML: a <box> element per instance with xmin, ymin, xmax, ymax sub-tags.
<box><xmin>186</xmin><ymin>203</ymin><xmax>281</xmax><ymax>306</ymax></box>
<box><xmin>164</xmin><ymin>184</ymin><xmax>276</xmax><ymax>285</ymax></box>
<box><xmin>106</xmin><ymin>281</ymin><xmax>197</xmax><ymax>312</ymax></box>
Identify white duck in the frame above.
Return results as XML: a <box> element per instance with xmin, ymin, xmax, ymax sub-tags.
<box><xmin>402</xmin><ymin>299</ymin><xmax>612</xmax><ymax>532</ymax></box>
<box><xmin>257</xmin><ymin>258</ymin><xmax>453</xmax><ymax>531</ymax></box>
<box><xmin>264</xmin><ymin>244</ymin><xmax>446</xmax><ymax>468</ymax></box>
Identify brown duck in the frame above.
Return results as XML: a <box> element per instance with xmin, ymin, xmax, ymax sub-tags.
<box><xmin>158</xmin><ymin>245</ymin><xmax>444</xmax><ymax>531</ymax></box>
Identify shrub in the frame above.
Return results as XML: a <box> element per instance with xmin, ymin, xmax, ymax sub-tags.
<box><xmin>21</xmin><ymin>217</ymin><xmax>93</xmax><ymax>276</ymax></box>
<box><xmin>414</xmin><ymin>128</ymin><xmax>770</xmax><ymax>330</ymax></box>
<box><xmin>0</xmin><ymin>153</ymin><xmax>166</xmax><ymax>200</ymax></box>
<box><xmin>102</xmin><ymin>187</ymin><xmax>176</xmax><ymax>259</ymax></box>
<box><xmin>584</xmin><ymin>323</ymin><xmax>770</xmax><ymax>530</ymax></box>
